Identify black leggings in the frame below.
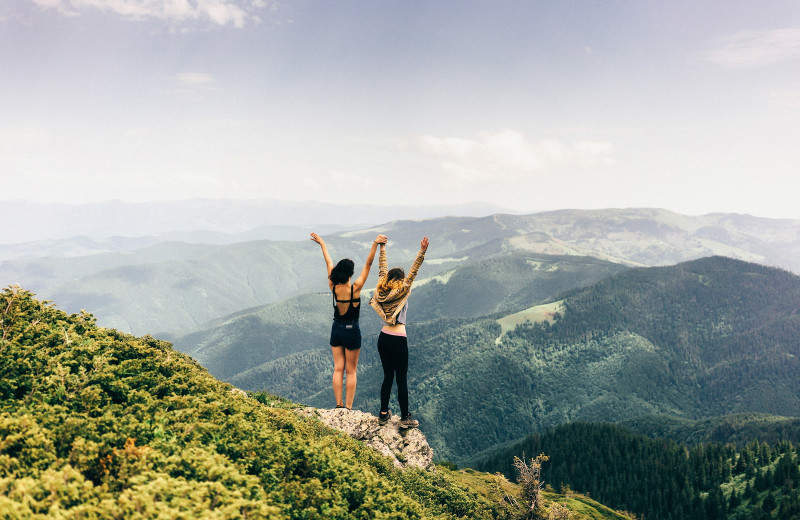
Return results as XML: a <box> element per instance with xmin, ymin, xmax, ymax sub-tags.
<box><xmin>377</xmin><ymin>332</ymin><xmax>409</xmax><ymax>417</ymax></box>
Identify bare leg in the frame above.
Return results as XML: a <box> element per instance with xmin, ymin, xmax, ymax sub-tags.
<box><xmin>331</xmin><ymin>346</ymin><xmax>345</xmax><ymax>407</ymax></box>
<box><xmin>344</xmin><ymin>348</ymin><xmax>361</xmax><ymax>409</ymax></box>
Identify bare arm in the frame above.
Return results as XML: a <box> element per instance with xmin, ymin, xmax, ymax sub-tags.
<box><xmin>404</xmin><ymin>236</ymin><xmax>429</xmax><ymax>287</ymax></box>
<box><xmin>354</xmin><ymin>234</ymin><xmax>386</xmax><ymax>291</ymax></box>
<box><xmin>310</xmin><ymin>233</ymin><xmax>334</xmax><ymax>282</ymax></box>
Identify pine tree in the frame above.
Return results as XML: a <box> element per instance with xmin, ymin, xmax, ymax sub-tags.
<box><xmin>777</xmin><ymin>490</ymin><xmax>800</xmax><ymax>520</ymax></box>
<box><xmin>705</xmin><ymin>488</ymin><xmax>724</xmax><ymax>520</ymax></box>
<box><xmin>729</xmin><ymin>488</ymin><xmax>740</xmax><ymax>512</ymax></box>
<box><xmin>762</xmin><ymin>492</ymin><xmax>777</xmax><ymax>515</ymax></box>
<box><xmin>744</xmin><ymin>481</ymin><xmax>754</xmax><ymax>501</ymax></box>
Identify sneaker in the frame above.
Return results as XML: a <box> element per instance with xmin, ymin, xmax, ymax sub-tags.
<box><xmin>378</xmin><ymin>410</ymin><xmax>392</xmax><ymax>425</ymax></box>
<box><xmin>398</xmin><ymin>413</ymin><xmax>419</xmax><ymax>429</ymax></box>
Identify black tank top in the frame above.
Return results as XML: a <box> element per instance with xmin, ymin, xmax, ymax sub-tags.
<box><xmin>332</xmin><ymin>284</ymin><xmax>360</xmax><ymax>322</ymax></box>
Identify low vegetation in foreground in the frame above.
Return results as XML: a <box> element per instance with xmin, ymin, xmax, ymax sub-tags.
<box><xmin>0</xmin><ymin>287</ymin><xmax>626</xmax><ymax>519</ymax></box>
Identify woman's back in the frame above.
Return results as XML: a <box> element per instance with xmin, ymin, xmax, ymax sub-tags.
<box><xmin>333</xmin><ymin>283</ymin><xmax>361</xmax><ymax>321</ymax></box>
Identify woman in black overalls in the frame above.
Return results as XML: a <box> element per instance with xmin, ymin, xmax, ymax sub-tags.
<box><xmin>311</xmin><ymin>232</ymin><xmax>387</xmax><ymax>409</ymax></box>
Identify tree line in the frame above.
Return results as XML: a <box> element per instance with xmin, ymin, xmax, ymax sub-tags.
<box><xmin>473</xmin><ymin>422</ymin><xmax>800</xmax><ymax>520</ymax></box>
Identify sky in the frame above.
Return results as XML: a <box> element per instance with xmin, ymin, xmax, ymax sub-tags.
<box><xmin>2</xmin><ymin>0</ymin><xmax>800</xmax><ymax>218</ymax></box>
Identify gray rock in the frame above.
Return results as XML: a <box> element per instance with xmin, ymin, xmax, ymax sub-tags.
<box><xmin>295</xmin><ymin>407</ymin><xmax>434</xmax><ymax>471</ymax></box>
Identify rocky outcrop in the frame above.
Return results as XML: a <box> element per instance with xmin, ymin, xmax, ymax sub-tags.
<box><xmin>295</xmin><ymin>407</ymin><xmax>434</xmax><ymax>471</ymax></box>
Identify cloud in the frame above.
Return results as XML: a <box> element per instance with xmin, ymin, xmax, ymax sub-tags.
<box><xmin>29</xmin><ymin>0</ymin><xmax>271</xmax><ymax>28</ymax></box>
<box><xmin>409</xmin><ymin>129</ymin><xmax>615</xmax><ymax>182</ymax></box>
<box><xmin>326</xmin><ymin>170</ymin><xmax>377</xmax><ymax>186</ymax></box>
<box><xmin>769</xmin><ymin>89</ymin><xmax>800</xmax><ymax>110</ymax></box>
<box><xmin>30</xmin><ymin>0</ymin><xmax>79</xmax><ymax>16</ymax></box>
<box><xmin>700</xmin><ymin>27</ymin><xmax>800</xmax><ymax>69</ymax></box>
<box><xmin>290</xmin><ymin>170</ymin><xmax>376</xmax><ymax>198</ymax></box>
<box><xmin>0</xmin><ymin>126</ymin><xmax>49</xmax><ymax>148</ymax></box>
<box><xmin>174</xmin><ymin>72</ymin><xmax>215</xmax><ymax>86</ymax></box>
<box><xmin>165</xmin><ymin>71</ymin><xmax>218</xmax><ymax>94</ymax></box>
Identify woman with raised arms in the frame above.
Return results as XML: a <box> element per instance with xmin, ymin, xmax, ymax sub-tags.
<box><xmin>311</xmin><ymin>232</ymin><xmax>387</xmax><ymax>410</ymax></box>
<box><xmin>369</xmin><ymin>236</ymin><xmax>429</xmax><ymax>428</ymax></box>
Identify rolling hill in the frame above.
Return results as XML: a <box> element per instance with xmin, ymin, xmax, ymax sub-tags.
<box><xmin>171</xmin><ymin>251</ymin><xmax>628</xmax><ymax>380</ymax></box>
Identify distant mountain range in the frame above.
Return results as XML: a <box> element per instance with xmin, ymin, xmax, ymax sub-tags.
<box><xmin>1</xmin><ymin>208</ymin><xmax>799</xmax><ymax>336</ymax></box>
<box><xmin>0</xmin><ymin>198</ymin><xmax>511</xmax><ymax>244</ymax></box>
<box><xmin>0</xmin><ymin>224</ymin><xmax>350</xmax><ymax>261</ymax></box>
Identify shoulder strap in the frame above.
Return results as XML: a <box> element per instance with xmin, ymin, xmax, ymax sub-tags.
<box><xmin>333</xmin><ymin>283</ymin><xmax>360</xmax><ymax>303</ymax></box>
<box><xmin>344</xmin><ymin>284</ymin><xmax>354</xmax><ymax>311</ymax></box>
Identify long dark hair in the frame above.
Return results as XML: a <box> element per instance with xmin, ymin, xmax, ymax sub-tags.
<box><xmin>330</xmin><ymin>259</ymin><xmax>355</xmax><ymax>284</ymax></box>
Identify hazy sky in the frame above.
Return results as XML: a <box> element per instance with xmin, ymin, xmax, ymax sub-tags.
<box><xmin>2</xmin><ymin>1</ymin><xmax>800</xmax><ymax>218</ymax></box>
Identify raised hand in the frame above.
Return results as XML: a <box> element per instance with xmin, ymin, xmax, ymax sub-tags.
<box><xmin>420</xmin><ymin>236</ymin><xmax>429</xmax><ymax>252</ymax></box>
<box><xmin>374</xmin><ymin>234</ymin><xmax>388</xmax><ymax>245</ymax></box>
<box><xmin>310</xmin><ymin>232</ymin><xmax>324</xmax><ymax>245</ymax></box>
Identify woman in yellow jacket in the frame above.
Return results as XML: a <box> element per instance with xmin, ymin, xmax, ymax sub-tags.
<box><xmin>369</xmin><ymin>236</ymin><xmax>428</xmax><ymax>428</ymax></box>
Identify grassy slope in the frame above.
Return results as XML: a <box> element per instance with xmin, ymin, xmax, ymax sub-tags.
<box><xmin>438</xmin><ymin>466</ymin><xmax>632</xmax><ymax>520</ymax></box>
<box><xmin>497</xmin><ymin>301</ymin><xmax>564</xmax><ymax>334</ymax></box>
<box><xmin>0</xmin><ymin>286</ymin><xmax>628</xmax><ymax>519</ymax></box>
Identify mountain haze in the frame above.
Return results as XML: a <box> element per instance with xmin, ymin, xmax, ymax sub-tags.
<box><xmin>0</xmin><ymin>199</ymin><xmax>511</xmax><ymax>244</ymax></box>
<box><xmin>2</xmin><ymin>208</ymin><xmax>800</xmax><ymax>337</ymax></box>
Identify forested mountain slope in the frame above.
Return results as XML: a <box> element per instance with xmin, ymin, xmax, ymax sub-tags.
<box><xmin>172</xmin><ymin>252</ymin><xmax>627</xmax><ymax>380</ymax></box>
<box><xmin>512</xmin><ymin>255</ymin><xmax>800</xmax><ymax>418</ymax></box>
<box><xmin>621</xmin><ymin>413</ymin><xmax>800</xmax><ymax>447</ymax></box>
<box><xmin>239</xmin><ymin>257</ymin><xmax>800</xmax><ymax>463</ymax></box>
<box><xmin>472</xmin><ymin>422</ymin><xmax>800</xmax><ymax>520</ymax></box>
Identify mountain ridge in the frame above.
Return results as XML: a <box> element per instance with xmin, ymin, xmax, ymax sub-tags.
<box><xmin>0</xmin><ymin>198</ymin><xmax>512</xmax><ymax>244</ymax></box>
<box><xmin>225</xmin><ymin>256</ymin><xmax>800</xmax><ymax>462</ymax></box>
